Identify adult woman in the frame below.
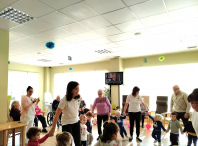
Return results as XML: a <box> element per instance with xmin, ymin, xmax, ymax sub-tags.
<box><xmin>79</xmin><ymin>96</ymin><xmax>86</xmax><ymax>116</ymax></box>
<box><xmin>188</xmin><ymin>88</ymin><xmax>198</xmax><ymax>136</ymax></box>
<box><xmin>91</xmin><ymin>89</ymin><xmax>111</xmax><ymax>140</ymax></box>
<box><xmin>123</xmin><ymin>86</ymin><xmax>148</xmax><ymax>142</ymax></box>
<box><xmin>21</xmin><ymin>86</ymin><xmax>40</xmax><ymax>144</ymax></box>
<box><xmin>49</xmin><ymin>81</ymin><xmax>81</xmax><ymax>146</ymax></box>
<box><xmin>10</xmin><ymin>101</ymin><xmax>21</xmax><ymax>121</ymax></box>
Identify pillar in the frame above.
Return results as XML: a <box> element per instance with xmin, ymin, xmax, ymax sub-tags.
<box><xmin>109</xmin><ymin>58</ymin><xmax>123</xmax><ymax>107</ymax></box>
<box><xmin>0</xmin><ymin>29</ymin><xmax>9</xmax><ymax>144</ymax></box>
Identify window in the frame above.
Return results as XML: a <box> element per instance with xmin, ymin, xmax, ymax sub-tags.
<box><xmin>54</xmin><ymin>71</ymin><xmax>108</xmax><ymax>108</ymax></box>
<box><xmin>124</xmin><ymin>63</ymin><xmax>198</xmax><ymax>111</ymax></box>
<box><xmin>8</xmin><ymin>71</ymin><xmax>39</xmax><ymax>106</ymax></box>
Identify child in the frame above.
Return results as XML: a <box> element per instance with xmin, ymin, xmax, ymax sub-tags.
<box><xmin>166</xmin><ymin>112</ymin><xmax>183</xmax><ymax>146</ymax></box>
<box><xmin>56</xmin><ymin>132</ymin><xmax>73</xmax><ymax>146</ymax></box>
<box><xmin>26</xmin><ymin>127</ymin><xmax>50</xmax><ymax>146</ymax></box>
<box><xmin>80</xmin><ymin>114</ymin><xmax>92</xmax><ymax>146</ymax></box>
<box><xmin>110</xmin><ymin>111</ymin><xmax>128</xmax><ymax>140</ymax></box>
<box><xmin>86</xmin><ymin>111</ymin><xmax>94</xmax><ymax>146</ymax></box>
<box><xmin>148</xmin><ymin>114</ymin><xmax>166</xmax><ymax>145</ymax></box>
<box><xmin>183</xmin><ymin>121</ymin><xmax>197</xmax><ymax>146</ymax></box>
<box><xmin>94</xmin><ymin>121</ymin><xmax>122</xmax><ymax>146</ymax></box>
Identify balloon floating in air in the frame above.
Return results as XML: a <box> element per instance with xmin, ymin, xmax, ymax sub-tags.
<box><xmin>46</xmin><ymin>42</ymin><xmax>55</xmax><ymax>49</ymax></box>
<box><xmin>159</xmin><ymin>56</ymin><xmax>165</xmax><ymax>61</ymax></box>
<box><xmin>143</xmin><ymin>58</ymin><xmax>147</xmax><ymax>63</ymax></box>
<box><xmin>69</xmin><ymin>67</ymin><xmax>73</xmax><ymax>71</ymax></box>
<box><xmin>146</xmin><ymin>124</ymin><xmax>151</xmax><ymax>129</ymax></box>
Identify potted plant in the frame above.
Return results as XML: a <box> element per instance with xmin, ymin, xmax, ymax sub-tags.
<box><xmin>103</xmin><ymin>87</ymin><xmax>111</xmax><ymax>103</ymax></box>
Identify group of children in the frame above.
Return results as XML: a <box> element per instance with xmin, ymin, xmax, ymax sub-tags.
<box><xmin>25</xmin><ymin>109</ymin><xmax>197</xmax><ymax>146</ymax></box>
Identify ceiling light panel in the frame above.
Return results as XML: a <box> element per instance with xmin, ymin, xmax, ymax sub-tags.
<box><xmin>0</xmin><ymin>7</ymin><xmax>34</xmax><ymax>24</ymax></box>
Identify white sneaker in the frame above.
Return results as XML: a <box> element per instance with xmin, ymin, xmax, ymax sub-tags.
<box><xmin>158</xmin><ymin>142</ymin><xmax>161</xmax><ymax>145</ymax></box>
<box><xmin>153</xmin><ymin>140</ymin><xmax>157</xmax><ymax>143</ymax></box>
<box><xmin>124</xmin><ymin>136</ymin><xmax>129</xmax><ymax>140</ymax></box>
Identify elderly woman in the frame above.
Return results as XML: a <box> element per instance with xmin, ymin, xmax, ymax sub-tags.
<box><xmin>188</xmin><ymin>88</ymin><xmax>198</xmax><ymax>136</ymax></box>
<box><xmin>91</xmin><ymin>89</ymin><xmax>111</xmax><ymax>140</ymax></box>
<box><xmin>10</xmin><ymin>101</ymin><xmax>21</xmax><ymax>121</ymax></box>
<box><xmin>123</xmin><ymin>86</ymin><xmax>148</xmax><ymax>142</ymax></box>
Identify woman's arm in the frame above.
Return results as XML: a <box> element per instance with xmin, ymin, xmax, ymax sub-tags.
<box><xmin>21</xmin><ymin>97</ymin><xmax>34</xmax><ymax>110</ymax></box>
<box><xmin>105</xmin><ymin>98</ymin><xmax>111</xmax><ymax>113</ymax></box>
<box><xmin>91</xmin><ymin>99</ymin><xmax>97</xmax><ymax>113</ymax></box>
<box><xmin>48</xmin><ymin>108</ymin><xmax>62</xmax><ymax>136</ymax></box>
<box><xmin>123</xmin><ymin>103</ymin><xmax>129</xmax><ymax>116</ymax></box>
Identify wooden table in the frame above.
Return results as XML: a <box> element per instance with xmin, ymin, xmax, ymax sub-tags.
<box><xmin>0</xmin><ymin>121</ymin><xmax>27</xmax><ymax>146</ymax></box>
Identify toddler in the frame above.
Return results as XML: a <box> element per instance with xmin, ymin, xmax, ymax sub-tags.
<box><xmin>94</xmin><ymin>121</ymin><xmax>122</xmax><ymax>146</ymax></box>
<box><xmin>110</xmin><ymin>111</ymin><xmax>128</xmax><ymax>140</ymax></box>
<box><xmin>166</xmin><ymin>112</ymin><xmax>183</xmax><ymax>146</ymax></box>
<box><xmin>56</xmin><ymin>132</ymin><xmax>73</xmax><ymax>146</ymax></box>
<box><xmin>26</xmin><ymin>127</ymin><xmax>50</xmax><ymax>146</ymax></box>
<box><xmin>148</xmin><ymin>114</ymin><xmax>166</xmax><ymax>145</ymax></box>
<box><xmin>86</xmin><ymin>111</ymin><xmax>94</xmax><ymax>146</ymax></box>
<box><xmin>80</xmin><ymin>114</ymin><xmax>92</xmax><ymax>146</ymax></box>
<box><xmin>183</xmin><ymin>121</ymin><xmax>197</xmax><ymax>146</ymax></box>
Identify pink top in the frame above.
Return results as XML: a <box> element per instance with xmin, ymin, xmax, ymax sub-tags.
<box><xmin>35</xmin><ymin>106</ymin><xmax>41</xmax><ymax>116</ymax></box>
<box><xmin>27</xmin><ymin>134</ymin><xmax>49</xmax><ymax>146</ymax></box>
<box><xmin>21</xmin><ymin>96</ymin><xmax>37</xmax><ymax>118</ymax></box>
<box><xmin>91</xmin><ymin>97</ymin><xmax>111</xmax><ymax>115</ymax></box>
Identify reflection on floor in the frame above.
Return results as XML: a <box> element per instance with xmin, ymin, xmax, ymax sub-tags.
<box><xmin>8</xmin><ymin>122</ymin><xmax>190</xmax><ymax>146</ymax></box>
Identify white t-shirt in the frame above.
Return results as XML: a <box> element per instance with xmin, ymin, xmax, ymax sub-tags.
<box><xmin>126</xmin><ymin>94</ymin><xmax>143</xmax><ymax>112</ymax></box>
<box><xmin>94</xmin><ymin>139</ymin><xmax>122</xmax><ymax>146</ymax></box>
<box><xmin>191</xmin><ymin>110</ymin><xmax>198</xmax><ymax>137</ymax></box>
<box><xmin>58</xmin><ymin>96</ymin><xmax>80</xmax><ymax>125</ymax></box>
<box><xmin>80</xmin><ymin>123</ymin><xmax>89</xmax><ymax>141</ymax></box>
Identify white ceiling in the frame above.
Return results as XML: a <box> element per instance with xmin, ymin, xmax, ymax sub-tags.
<box><xmin>0</xmin><ymin>0</ymin><xmax>198</xmax><ymax>66</ymax></box>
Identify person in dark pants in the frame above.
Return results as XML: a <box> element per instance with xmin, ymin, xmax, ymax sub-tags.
<box><xmin>140</xmin><ymin>100</ymin><xmax>149</xmax><ymax>128</ymax></box>
<box><xmin>52</xmin><ymin>95</ymin><xmax>62</xmax><ymax>120</ymax></box>
<box><xmin>10</xmin><ymin>101</ymin><xmax>21</xmax><ymax>121</ymax></box>
<box><xmin>91</xmin><ymin>89</ymin><xmax>111</xmax><ymax>140</ymax></box>
<box><xmin>166</xmin><ymin>112</ymin><xmax>183</xmax><ymax>146</ymax></box>
<box><xmin>123</xmin><ymin>86</ymin><xmax>148</xmax><ymax>142</ymax></box>
<box><xmin>79</xmin><ymin>96</ymin><xmax>86</xmax><ymax>116</ymax></box>
<box><xmin>34</xmin><ymin>106</ymin><xmax>48</xmax><ymax>133</ymax></box>
<box><xmin>170</xmin><ymin>85</ymin><xmax>191</xmax><ymax>128</ymax></box>
<box><xmin>148</xmin><ymin>114</ymin><xmax>166</xmax><ymax>145</ymax></box>
<box><xmin>183</xmin><ymin>121</ymin><xmax>197</xmax><ymax>146</ymax></box>
<box><xmin>49</xmin><ymin>81</ymin><xmax>81</xmax><ymax>146</ymax></box>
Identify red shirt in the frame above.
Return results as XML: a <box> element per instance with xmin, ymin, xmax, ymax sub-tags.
<box><xmin>28</xmin><ymin>134</ymin><xmax>49</xmax><ymax>146</ymax></box>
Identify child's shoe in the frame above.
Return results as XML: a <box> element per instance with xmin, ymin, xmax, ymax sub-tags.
<box><xmin>153</xmin><ymin>140</ymin><xmax>157</xmax><ymax>143</ymax></box>
<box><xmin>124</xmin><ymin>135</ymin><xmax>129</xmax><ymax>140</ymax></box>
<box><xmin>158</xmin><ymin>142</ymin><xmax>161</xmax><ymax>145</ymax></box>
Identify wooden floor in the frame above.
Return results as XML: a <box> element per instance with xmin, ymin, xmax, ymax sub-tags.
<box><xmin>8</xmin><ymin>121</ymin><xmax>192</xmax><ymax>146</ymax></box>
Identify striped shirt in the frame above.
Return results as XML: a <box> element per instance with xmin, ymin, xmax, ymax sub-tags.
<box><xmin>170</xmin><ymin>91</ymin><xmax>191</xmax><ymax>113</ymax></box>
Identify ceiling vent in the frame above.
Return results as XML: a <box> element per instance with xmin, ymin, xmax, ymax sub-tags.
<box><xmin>0</xmin><ymin>7</ymin><xmax>34</xmax><ymax>24</ymax></box>
<box><xmin>37</xmin><ymin>59</ymin><xmax>51</xmax><ymax>62</ymax></box>
<box><xmin>95</xmin><ymin>49</ymin><xmax>112</xmax><ymax>54</ymax></box>
<box><xmin>187</xmin><ymin>46</ymin><xmax>197</xmax><ymax>49</ymax></box>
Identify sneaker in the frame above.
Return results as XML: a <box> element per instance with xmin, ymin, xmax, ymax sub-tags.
<box><xmin>97</xmin><ymin>136</ymin><xmax>100</xmax><ymax>140</ymax></box>
<box><xmin>122</xmin><ymin>137</ymin><xmax>125</xmax><ymax>141</ymax></box>
<box><xmin>158</xmin><ymin>142</ymin><xmax>162</xmax><ymax>145</ymax></box>
<box><xmin>42</xmin><ymin>129</ymin><xmax>48</xmax><ymax>133</ymax></box>
<box><xmin>136</xmin><ymin>137</ymin><xmax>142</xmax><ymax>142</ymax></box>
<box><xmin>153</xmin><ymin>140</ymin><xmax>157</xmax><ymax>143</ymax></box>
<box><xmin>129</xmin><ymin>136</ymin><xmax>133</xmax><ymax>142</ymax></box>
<box><xmin>142</xmin><ymin>125</ymin><xmax>144</xmax><ymax>128</ymax></box>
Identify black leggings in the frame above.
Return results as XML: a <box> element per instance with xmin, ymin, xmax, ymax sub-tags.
<box><xmin>129</xmin><ymin>112</ymin><xmax>141</xmax><ymax>137</ymax></box>
<box><xmin>97</xmin><ymin>115</ymin><xmax>108</xmax><ymax>136</ymax></box>
<box><xmin>141</xmin><ymin>114</ymin><xmax>145</xmax><ymax>126</ymax></box>
<box><xmin>81</xmin><ymin>141</ymin><xmax>86</xmax><ymax>146</ymax></box>
<box><xmin>62</xmin><ymin>121</ymin><xmax>81</xmax><ymax>146</ymax></box>
<box><xmin>34</xmin><ymin>115</ymin><xmax>47</xmax><ymax>129</ymax></box>
<box><xmin>188</xmin><ymin>134</ymin><xmax>197</xmax><ymax>146</ymax></box>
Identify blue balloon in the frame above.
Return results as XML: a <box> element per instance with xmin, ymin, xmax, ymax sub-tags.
<box><xmin>46</xmin><ymin>42</ymin><xmax>55</xmax><ymax>49</ymax></box>
<box><xmin>69</xmin><ymin>67</ymin><xmax>73</xmax><ymax>71</ymax></box>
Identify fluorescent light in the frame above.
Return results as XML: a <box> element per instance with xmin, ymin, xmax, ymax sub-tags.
<box><xmin>0</xmin><ymin>7</ymin><xmax>34</xmax><ymax>24</ymax></box>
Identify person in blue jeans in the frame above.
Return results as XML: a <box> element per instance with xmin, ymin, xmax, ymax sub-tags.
<box><xmin>147</xmin><ymin>114</ymin><xmax>166</xmax><ymax>145</ymax></box>
<box><xmin>110</xmin><ymin>110</ymin><xmax>129</xmax><ymax>140</ymax></box>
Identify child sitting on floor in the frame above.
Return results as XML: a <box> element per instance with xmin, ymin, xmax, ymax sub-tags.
<box><xmin>166</xmin><ymin>112</ymin><xmax>183</xmax><ymax>146</ymax></box>
<box><xmin>110</xmin><ymin>110</ymin><xmax>129</xmax><ymax>140</ymax></box>
<box><xmin>183</xmin><ymin>121</ymin><xmax>197</xmax><ymax>146</ymax></box>
<box><xmin>56</xmin><ymin>132</ymin><xmax>73</xmax><ymax>146</ymax></box>
<box><xmin>94</xmin><ymin>121</ymin><xmax>122</xmax><ymax>146</ymax></box>
<box><xmin>27</xmin><ymin>127</ymin><xmax>51</xmax><ymax>146</ymax></box>
<box><xmin>148</xmin><ymin>114</ymin><xmax>166</xmax><ymax>145</ymax></box>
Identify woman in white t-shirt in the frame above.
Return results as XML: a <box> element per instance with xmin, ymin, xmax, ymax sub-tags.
<box><xmin>123</xmin><ymin>86</ymin><xmax>148</xmax><ymax>142</ymax></box>
<box><xmin>188</xmin><ymin>88</ymin><xmax>198</xmax><ymax>137</ymax></box>
<box><xmin>20</xmin><ymin>86</ymin><xmax>40</xmax><ymax>144</ymax></box>
<box><xmin>49</xmin><ymin>81</ymin><xmax>81</xmax><ymax>146</ymax></box>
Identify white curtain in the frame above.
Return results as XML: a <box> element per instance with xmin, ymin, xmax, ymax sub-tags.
<box><xmin>54</xmin><ymin>70</ymin><xmax>108</xmax><ymax>109</ymax></box>
<box><xmin>124</xmin><ymin>63</ymin><xmax>198</xmax><ymax>111</ymax></box>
